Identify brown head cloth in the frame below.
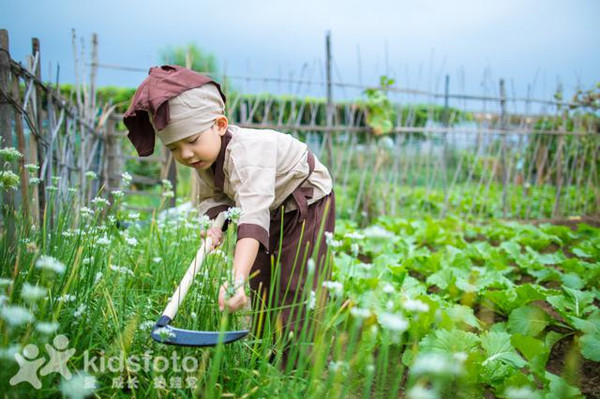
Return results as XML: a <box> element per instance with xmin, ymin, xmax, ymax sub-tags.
<box><xmin>123</xmin><ymin>65</ymin><xmax>226</xmax><ymax>156</ymax></box>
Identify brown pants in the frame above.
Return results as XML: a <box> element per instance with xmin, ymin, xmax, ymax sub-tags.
<box><xmin>249</xmin><ymin>190</ymin><xmax>336</xmax><ymax>337</ymax></box>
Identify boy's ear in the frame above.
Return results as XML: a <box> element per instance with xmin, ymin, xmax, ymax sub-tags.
<box><xmin>215</xmin><ymin>116</ymin><xmax>228</xmax><ymax>135</ymax></box>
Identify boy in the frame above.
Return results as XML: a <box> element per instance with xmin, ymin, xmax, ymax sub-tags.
<box><xmin>124</xmin><ymin>65</ymin><xmax>335</xmax><ymax>338</ymax></box>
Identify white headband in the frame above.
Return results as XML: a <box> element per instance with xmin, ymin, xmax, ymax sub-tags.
<box><xmin>150</xmin><ymin>83</ymin><xmax>225</xmax><ymax>146</ymax></box>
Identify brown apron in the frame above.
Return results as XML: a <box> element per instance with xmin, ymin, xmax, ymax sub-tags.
<box><xmin>249</xmin><ymin>151</ymin><xmax>336</xmax><ymax>336</ymax></box>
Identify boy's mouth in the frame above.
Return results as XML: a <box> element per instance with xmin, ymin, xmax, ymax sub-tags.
<box><xmin>189</xmin><ymin>161</ymin><xmax>205</xmax><ymax>168</ymax></box>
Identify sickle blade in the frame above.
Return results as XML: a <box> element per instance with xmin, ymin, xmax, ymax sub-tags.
<box><xmin>151</xmin><ymin>321</ymin><xmax>249</xmax><ymax>347</ymax></box>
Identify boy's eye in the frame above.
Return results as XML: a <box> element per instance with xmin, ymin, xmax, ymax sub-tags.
<box><xmin>188</xmin><ymin>136</ymin><xmax>199</xmax><ymax>144</ymax></box>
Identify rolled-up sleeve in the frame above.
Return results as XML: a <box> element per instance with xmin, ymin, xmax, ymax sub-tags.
<box><xmin>228</xmin><ymin>137</ymin><xmax>277</xmax><ymax>251</ymax></box>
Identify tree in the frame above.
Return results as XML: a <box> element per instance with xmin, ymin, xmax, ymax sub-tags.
<box><xmin>159</xmin><ymin>43</ymin><xmax>218</xmax><ymax>73</ymax></box>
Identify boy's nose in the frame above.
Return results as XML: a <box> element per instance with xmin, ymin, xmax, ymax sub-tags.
<box><xmin>179</xmin><ymin>147</ymin><xmax>195</xmax><ymax>160</ymax></box>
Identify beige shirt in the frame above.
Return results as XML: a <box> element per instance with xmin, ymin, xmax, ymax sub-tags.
<box><xmin>195</xmin><ymin>125</ymin><xmax>332</xmax><ymax>249</ymax></box>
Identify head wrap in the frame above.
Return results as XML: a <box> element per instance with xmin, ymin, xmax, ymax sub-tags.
<box><xmin>150</xmin><ymin>84</ymin><xmax>225</xmax><ymax>146</ymax></box>
<box><xmin>122</xmin><ymin>65</ymin><xmax>226</xmax><ymax>156</ymax></box>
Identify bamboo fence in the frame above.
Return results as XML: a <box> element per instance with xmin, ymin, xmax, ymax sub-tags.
<box><xmin>1</xmin><ymin>28</ymin><xmax>598</xmax><ymax>226</ymax></box>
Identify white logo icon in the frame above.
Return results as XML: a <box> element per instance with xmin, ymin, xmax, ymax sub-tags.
<box><xmin>10</xmin><ymin>334</ymin><xmax>75</xmax><ymax>389</ymax></box>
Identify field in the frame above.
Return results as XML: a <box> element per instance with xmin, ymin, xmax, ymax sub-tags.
<box><xmin>1</xmin><ymin>157</ymin><xmax>599</xmax><ymax>398</ymax></box>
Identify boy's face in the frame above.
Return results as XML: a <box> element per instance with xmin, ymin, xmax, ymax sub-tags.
<box><xmin>167</xmin><ymin>116</ymin><xmax>228</xmax><ymax>170</ymax></box>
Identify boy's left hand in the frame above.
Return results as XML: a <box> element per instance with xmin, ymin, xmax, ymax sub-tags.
<box><xmin>218</xmin><ymin>280</ymin><xmax>248</xmax><ymax>312</ymax></box>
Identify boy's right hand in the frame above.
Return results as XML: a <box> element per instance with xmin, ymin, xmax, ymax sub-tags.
<box><xmin>201</xmin><ymin>226</ymin><xmax>223</xmax><ymax>251</ymax></box>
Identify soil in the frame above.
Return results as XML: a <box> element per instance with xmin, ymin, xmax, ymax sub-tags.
<box><xmin>546</xmin><ymin>335</ymin><xmax>600</xmax><ymax>398</ymax></box>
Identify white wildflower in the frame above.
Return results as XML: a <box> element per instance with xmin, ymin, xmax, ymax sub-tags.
<box><xmin>25</xmin><ymin>163</ymin><xmax>40</xmax><ymax>173</ymax></box>
<box><xmin>403</xmin><ymin>299</ymin><xmax>430</xmax><ymax>313</ymax></box>
<box><xmin>82</xmin><ymin>257</ymin><xmax>94</xmax><ymax>265</ymax></box>
<box><xmin>212</xmin><ymin>250</ymin><xmax>226</xmax><ymax>259</ymax></box>
<box><xmin>36</xmin><ymin>321</ymin><xmax>59</xmax><ymax>334</ymax></box>
<box><xmin>224</xmin><ymin>207</ymin><xmax>242</xmax><ymax>222</ymax></box>
<box><xmin>96</xmin><ymin>235</ymin><xmax>110</xmax><ymax>246</ymax></box>
<box><xmin>328</xmin><ymin>360</ymin><xmax>349</xmax><ymax>373</ymax></box>
<box><xmin>67</xmin><ymin>188</ymin><xmax>77</xmax><ymax>194</ymax></box>
<box><xmin>410</xmin><ymin>353</ymin><xmax>462</xmax><ymax>376</ymax></box>
<box><xmin>120</xmin><ymin>172</ymin><xmax>132</xmax><ymax>187</ymax></box>
<box><xmin>453</xmin><ymin>352</ymin><xmax>468</xmax><ymax>363</ymax></box>
<box><xmin>93</xmin><ymin>272</ymin><xmax>102</xmax><ymax>285</ymax></box>
<box><xmin>306</xmin><ymin>290</ymin><xmax>316</xmax><ymax>310</ymax></box>
<box><xmin>155</xmin><ymin>327</ymin><xmax>176</xmax><ymax>340</ymax></box>
<box><xmin>386</xmin><ymin>300</ymin><xmax>394</xmax><ymax>310</ymax></box>
<box><xmin>73</xmin><ymin>304</ymin><xmax>87</xmax><ymax>318</ymax></box>
<box><xmin>0</xmin><ymin>277</ymin><xmax>13</xmax><ymax>287</ymax></box>
<box><xmin>0</xmin><ymin>344</ymin><xmax>21</xmax><ymax>360</ymax></box>
<box><xmin>322</xmin><ymin>281</ymin><xmax>344</xmax><ymax>297</ymax></box>
<box><xmin>350</xmin><ymin>307</ymin><xmax>372</xmax><ymax>320</ymax></box>
<box><xmin>109</xmin><ymin>264</ymin><xmax>134</xmax><ymax>276</ymax></box>
<box><xmin>35</xmin><ymin>255</ymin><xmax>66</xmax><ymax>274</ymax></box>
<box><xmin>161</xmin><ymin>179</ymin><xmax>173</xmax><ymax>190</ymax></box>
<box><xmin>80</xmin><ymin>207</ymin><xmax>94</xmax><ymax>218</ymax></box>
<box><xmin>324</xmin><ymin>231</ymin><xmax>342</xmax><ymax>249</ymax></box>
<box><xmin>139</xmin><ymin>321</ymin><xmax>155</xmax><ymax>331</ymax></box>
<box><xmin>61</xmin><ymin>231</ymin><xmax>73</xmax><ymax>238</ymax></box>
<box><xmin>51</xmin><ymin>176</ymin><xmax>61</xmax><ymax>185</ymax></box>
<box><xmin>1</xmin><ymin>305</ymin><xmax>34</xmax><ymax>326</ymax></box>
<box><xmin>362</xmin><ymin>225</ymin><xmax>394</xmax><ymax>239</ymax></box>
<box><xmin>128</xmin><ymin>212</ymin><xmax>140</xmax><ymax>221</ymax></box>
<box><xmin>0</xmin><ymin>147</ymin><xmax>23</xmax><ymax>161</ymax></box>
<box><xmin>190</xmin><ymin>312</ymin><xmax>197</xmax><ymax>320</ymax></box>
<box><xmin>345</xmin><ymin>231</ymin><xmax>365</xmax><ymax>240</ymax></box>
<box><xmin>20</xmin><ymin>283</ymin><xmax>47</xmax><ymax>302</ymax></box>
<box><xmin>198</xmin><ymin>214</ymin><xmax>211</xmax><ymax>230</ymax></box>
<box><xmin>29</xmin><ymin>177</ymin><xmax>41</xmax><ymax>185</ymax></box>
<box><xmin>378</xmin><ymin>312</ymin><xmax>409</xmax><ymax>332</ymax></box>
<box><xmin>91</xmin><ymin>197</ymin><xmax>110</xmax><ymax>208</ymax></box>
<box><xmin>358</xmin><ymin>262</ymin><xmax>372</xmax><ymax>271</ymax></box>
<box><xmin>111</xmin><ymin>190</ymin><xmax>124</xmax><ymax>199</ymax></box>
<box><xmin>124</xmin><ymin>236</ymin><xmax>138</xmax><ymax>246</ymax></box>
<box><xmin>351</xmin><ymin>243</ymin><xmax>360</xmax><ymax>257</ymax></box>
<box><xmin>58</xmin><ymin>294</ymin><xmax>76</xmax><ymax>303</ymax></box>
<box><xmin>60</xmin><ymin>371</ymin><xmax>97</xmax><ymax>399</ymax></box>
<box><xmin>382</xmin><ymin>283</ymin><xmax>395</xmax><ymax>294</ymax></box>
<box><xmin>152</xmin><ymin>257</ymin><xmax>162</xmax><ymax>264</ymax></box>
<box><xmin>0</xmin><ymin>170</ymin><xmax>20</xmax><ymax>190</ymax></box>
<box><xmin>407</xmin><ymin>385</ymin><xmax>437</xmax><ymax>399</ymax></box>
<box><xmin>46</xmin><ymin>185</ymin><xmax>58</xmax><ymax>193</ymax></box>
<box><xmin>162</xmin><ymin>190</ymin><xmax>174</xmax><ymax>199</ymax></box>
<box><xmin>85</xmin><ymin>171</ymin><xmax>97</xmax><ymax>180</ymax></box>
<box><xmin>504</xmin><ymin>386</ymin><xmax>539</xmax><ymax>399</ymax></box>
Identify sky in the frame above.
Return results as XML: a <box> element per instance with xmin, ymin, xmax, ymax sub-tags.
<box><xmin>1</xmin><ymin>0</ymin><xmax>598</xmax><ymax>104</ymax></box>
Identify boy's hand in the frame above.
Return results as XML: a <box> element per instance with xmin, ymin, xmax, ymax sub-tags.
<box><xmin>218</xmin><ymin>279</ymin><xmax>248</xmax><ymax>313</ymax></box>
<box><xmin>201</xmin><ymin>226</ymin><xmax>223</xmax><ymax>251</ymax></box>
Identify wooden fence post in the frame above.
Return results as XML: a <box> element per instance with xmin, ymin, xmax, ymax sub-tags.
<box><xmin>0</xmin><ymin>29</ymin><xmax>12</xmax><ymax>148</ymax></box>
<box><xmin>325</xmin><ymin>30</ymin><xmax>334</xmax><ymax>168</ymax></box>
<box><xmin>0</xmin><ymin>29</ymin><xmax>15</xmax><ymax>244</ymax></box>
<box><xmin>32</xmin><ymin>38</ymin><xmax>45</xmax><ymax>218</ymax></box>
<box><xmin>11</xmin><ymin>57</ymin><xmax>31</xmax><ymax>227</ymax></box>
<box><xmin>499</xmin><ymin>78</ymin><xmax>509</xmax><ymax>217</ymax></box>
